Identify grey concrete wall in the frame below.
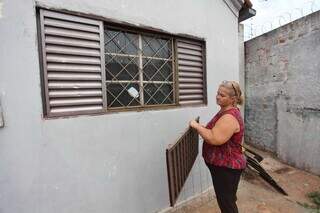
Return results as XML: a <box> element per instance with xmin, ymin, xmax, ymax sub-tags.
<box><xmin>239</xmin><ymin>24</ymin><xmax>245</xmax><ymax>117</ymax></box>
<box><xmin>0</xmin><ymin>0</ymin><xmax>241</xmax><ymax>212</ymax></box>
<box><xmin>245</xmin><ymin>11</ymin><xmax>320</xmax><ymax>174</ymax></box>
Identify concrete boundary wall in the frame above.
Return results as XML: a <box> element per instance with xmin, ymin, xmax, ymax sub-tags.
<box><xmin>245</xmin><ymin>10</ymin><xmax>320</xmax><ymax>174</ymax></box>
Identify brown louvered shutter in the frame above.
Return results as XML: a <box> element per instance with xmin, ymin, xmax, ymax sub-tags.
<box><xmin>176</xmin><ymin>39</ymin><xmax>207</xmax><ymax>105</ymax></box>
<box><xmin>166</xmin><ymin>118</ymin><xmax>199</xmax><ymax>206</ymax></box>
<box><xmin>39</xmin><ymin>9</ymin><xmax>106</xmax><ymax>117</ymax></box>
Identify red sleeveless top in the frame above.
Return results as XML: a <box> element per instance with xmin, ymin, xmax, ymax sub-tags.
<box><xmin>202</xmin><ymin>108</ymin><xmax>246</xmax><ymax>169</ymax></box>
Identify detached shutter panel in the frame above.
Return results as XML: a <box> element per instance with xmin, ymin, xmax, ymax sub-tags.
<box><xmin>177</xmin><ymin>39</ymin><xmax>207</xmax><ymax>105</ymax></box>
<box><xmin>166</xmin><ymin>119</ymin><xmax>199</xmax><ymax>206</ymax></box>
<box><xmin>39</xmin><ymin>9</ymin><xmax>106</xmax><ymax>117</ymax></box>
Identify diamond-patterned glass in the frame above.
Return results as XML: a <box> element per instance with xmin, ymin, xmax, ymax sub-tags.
<box><xmin>144</xmin><ymin>83</ymin><xmax>174</xmax><ymax>105</ymax></box>
<box><xmin>143</xmin><ymin>58</ymin><xmax>173</xmax><ymax>81</ymax></box>
<box><xmin>104</xmin><ymin>27</ymin><xmax>174</xmax><ymax>109</ymax></box>
<box><xmin>105</xmin><ymin>55</ymin><xmax>139</xmax><ymax>81</ymax></box>
<box><xmin>142</xmin><ymin>36</ymin><xmax>171</xmax><ymax>58</ymax></box>
<box><xmin>105</xmin><ymin>29</ymin><xmax>139</xmax><ymax>55</ymax></box>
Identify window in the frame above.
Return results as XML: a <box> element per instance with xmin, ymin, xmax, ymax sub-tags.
<box><xmin>104</xmin><ymin>28</ymin><xmax>174</xmax><ymax>108</ymax></box>
<box><xmin>38</xmin><ymin>9</ymin><xmax>207</xmax><ymax>117</ymax></box>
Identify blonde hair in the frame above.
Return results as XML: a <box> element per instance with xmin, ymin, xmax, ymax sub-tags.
<box><xmin>220</xmin><ymin>81</ymin><xmax>244</xmax><ymax>106</ymax></box>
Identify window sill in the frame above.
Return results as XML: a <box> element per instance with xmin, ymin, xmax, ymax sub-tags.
<box><xmin>43</xmin><ymin>103</ymin><xmax>208</xmax><ymax>120</ymax></box>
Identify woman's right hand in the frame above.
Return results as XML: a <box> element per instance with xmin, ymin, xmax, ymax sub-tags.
<box><xmin>189</xmin><ymin>120</ymin><xmax>198</xmax><ymax>129</ymax></box>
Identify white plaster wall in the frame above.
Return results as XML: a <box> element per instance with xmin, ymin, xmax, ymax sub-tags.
<box><xmin>0</xmin><ymin>0</ymin><xmax>240</xmax><ymax>212</ymax></box>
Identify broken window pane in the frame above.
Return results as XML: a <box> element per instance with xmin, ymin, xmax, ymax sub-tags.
<box><xmin>107</xmin><ymin>83</ymin><xmax>140</xmax><ymax>107</ymax></box>
<box><xmin>104</xmin><ymin>27</ymin><xmax>175</xmax><ymax>109</ymax></box>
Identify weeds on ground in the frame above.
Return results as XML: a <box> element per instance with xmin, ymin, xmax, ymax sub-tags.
<box><xmin>298</xmin><ymin>191</ymin><xmax>320</xmax><ymax>213</ymax></box>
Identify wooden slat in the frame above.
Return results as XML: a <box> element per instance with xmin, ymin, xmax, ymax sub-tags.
<box><xmin>47</xmin><ymin>64</ymin><xmax>101</xmax><ymax>72</ymax></box>
<box><xmin>43</xmin><ymin>10</ymin><xmax>100</xmax><ymax>26</ymax></box>
<box><xmin>44</xmin><ymin>17</ymin><xmax>100</xmax><ymax>33</ymax></box>
<box><xmin>179</xmin><ymin>83</ymin><xmax>203</xmax><ymax>89</ymax></box>
<box><xmin>178</xmin><ymin>65</ymin><xmax>203</xmax><ymax>72</ymax></box>
<box><xmin>50</xmin><ymin>105</ymin><xmax>103</xmax><ymax>113</ymax></box>
<box><xmin>179</xmin><ymin>100</ymin><xmax>203</xmax><ymax>105</ymax></box>
<box><xmin>177</xmin><ymin>48</ymin><xmax>202</xmax><ymax>56</ymax></box>
<box><xmin>179</xmin><ymin>89</ymin><xmax>203</xmax><ymax>95</ymax></box>
<box><xmin>46</xmin><ymin>45</ymin><xmax>100</xmax><ymax>57</ymax></box>
<box><xmin>45</xmin><ymin>36</ymin><xmax>100</xmax><ymax>49</ymax></box>
<box><xmin>178</xmin><ymin>39</ymin><xmax>203</xmax><ymax>46</ymax></box>
<box><xmin>45</xmin><ymin>26</ymin><xmax>100</xmax><ymax>41</ymax></box>
<box><xmin>46</xmin><ymin>54</ymin><xmax>101</xmax><ymax>64</ymax></box>
<box><xmin>49</xmin><ymin>90</ymin><xmax>102</xmax><ymax>98</ymax></box>
<box><xmin>179</xmin><ymin>94</ymin><xmax>204</xmax><ymax>101</ymax></box>
<box><xmin>178</xmin><ymin>60</ymin><xmax>202</xmax><ymax>67</ymax></box>
<box><xmin>178</xmin><ymin>78</ymin><xmax>203</xmax><ymax>84</ymax></box>
<box><xmin>178</xmin><ymin>54</ymin><xmax>202</xmax><ymax>62</ymax></box>
<box><xmin>178</xmin><ymin>72</ymin><xmax>203</xmax><ymax>78</ymax></box>
<box><xmin>48</xmin><ymin>81</ymin><xmax>102</xmax><ymax>89</ymax></box>
<box><xmin>166</xmin><ymin>149</ymin><xmax>175</xmax><ymax>205</ymax></box>
<box><xmin>49</xmin><ymin>97</ymin><xmax>103</xmax><ymax>106</ymax></box>
<box><xmin>182</xmin><ymin>138</ymin><xmax>187</xmax><ymax>180</ymax></box>
<box><xmin>173</xmin><ymin>148</ymin><xmax>179</xmax><ymax>198</ymax></box>
<box><xmin>177</xmin><ymin>42</ymin><xmax>202</xmax><ymax>51</ymax></box>
<box><xmin>47</xmin><ymin>72</ymin><xmax>101</xmax><ymax>81</ymax></box>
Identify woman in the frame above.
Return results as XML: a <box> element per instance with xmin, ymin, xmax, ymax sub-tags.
<box><xmin>190</xmin><ymin>80</ymin><xmax>246</xmax><ymax>213</ymax></box>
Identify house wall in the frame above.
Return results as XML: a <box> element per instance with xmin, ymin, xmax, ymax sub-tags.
<box><xmin>245</xmin><ymin>11</ymin><xmax>320</xmax><ymax>174</ymax></box>
<box><xmin>0</xmin><ymin>0</ymin><xmax>241</xmax><ymax>212</ymax></box>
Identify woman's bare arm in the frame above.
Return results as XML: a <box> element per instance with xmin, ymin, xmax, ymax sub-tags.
<box><xmin>190</xmin><ymin>114</ymin><xmax>239</xmax><ymax>145</ymax></box>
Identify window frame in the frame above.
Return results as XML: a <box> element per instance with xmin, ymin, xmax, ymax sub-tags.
<box><xmin>36</xmin><ymin>7</ymin><xmax>207</xmax><ymax>118</ymax></box>
<box><xmin>103</xmin><ymin>25</ymin><xmax>177</xmax><ymax>110</ymax></box>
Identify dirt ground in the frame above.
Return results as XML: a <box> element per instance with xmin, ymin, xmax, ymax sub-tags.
<box><xmin>167</xmin><ymin>146</ymin><xmax>320</xmax><ymax>213</ymax></box>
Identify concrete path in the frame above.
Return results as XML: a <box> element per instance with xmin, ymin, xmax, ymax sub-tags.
<box><xmin>170</xmin><ymin>147</ymin><xmax>320</xmax><ymax>213</ymax></box>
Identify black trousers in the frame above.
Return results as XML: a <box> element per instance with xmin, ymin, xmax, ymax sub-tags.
<box><xmin>206</xmin><ymin>163</ymin><xmax>243</xmax><ymax>213</ymax></box>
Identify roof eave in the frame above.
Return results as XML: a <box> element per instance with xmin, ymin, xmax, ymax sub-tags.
<box><xmin>239</xmin><ymin>7</ymin><xmax>256</xmax><ymax>22</ymax></box>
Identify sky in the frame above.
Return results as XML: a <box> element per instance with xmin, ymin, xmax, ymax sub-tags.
<box><xmin>242</xmin><ymin>0</ymin><xmax>320</xmax><ymax>40</ymax></box>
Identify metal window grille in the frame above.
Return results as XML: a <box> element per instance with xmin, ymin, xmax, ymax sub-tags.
<box><xmin>104</xmin><ymin>27</ymin><xmax>175</xmax><ymax>109</ymax></box>
<box><xmin>166</xmin><ymin>119</ymin><xmax>199</xmax><ymax>206</ymax></box>
<box><xmin>177</xmin><ymin>39</ymin><xmax>207</xmax><ymax>105</ymax></box>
